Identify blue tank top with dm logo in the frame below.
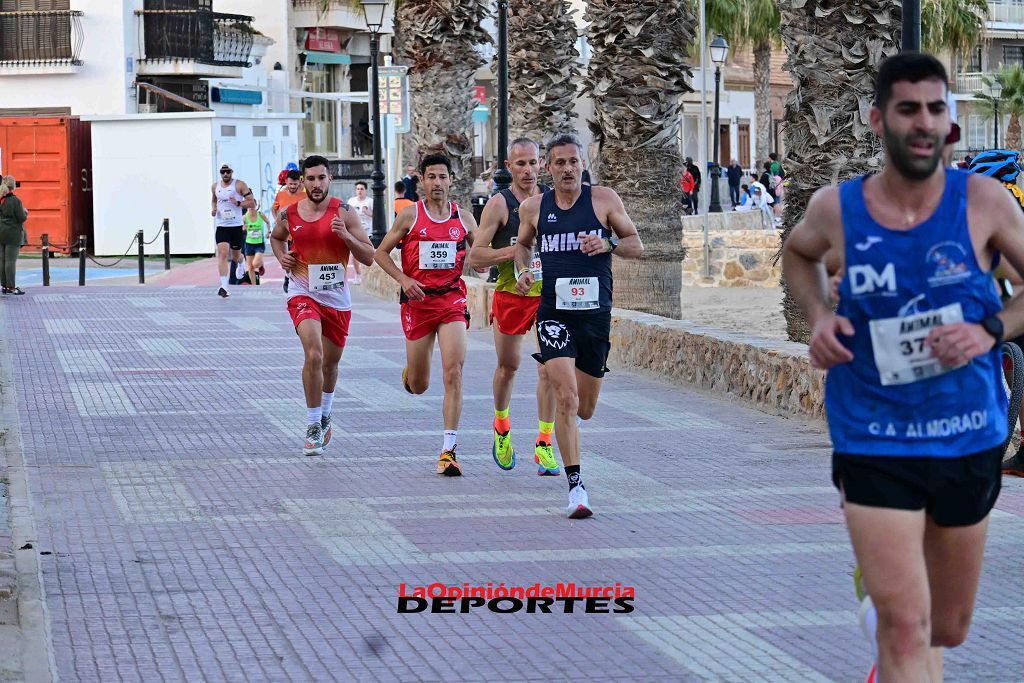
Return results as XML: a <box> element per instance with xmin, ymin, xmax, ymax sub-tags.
<box><xmin>827</xmin><ymin>169</ymin><xmax>1006</xmax><ymax>457</ymax></box>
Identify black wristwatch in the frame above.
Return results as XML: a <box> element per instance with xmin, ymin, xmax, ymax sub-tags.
<box><xmin>603</xmin><ymin>236</ymin><xmax>619</xmax><ymax>253</ymax></box>
<box><xmin>981</xmin><ymin>315</ymin><xmax>1004</xmax><ymax>343</ymax></box>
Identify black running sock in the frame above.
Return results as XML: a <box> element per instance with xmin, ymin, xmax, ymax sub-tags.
<box><xmin>565</xmin><ymin>465</ymin><xmax>583</xmax><ymax>491</ymax></box>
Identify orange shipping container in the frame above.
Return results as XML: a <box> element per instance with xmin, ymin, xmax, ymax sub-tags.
<box><xmin>0</xmin><ymin>116</ymin><xmax>93</xmax><ymax>253</ymax></box>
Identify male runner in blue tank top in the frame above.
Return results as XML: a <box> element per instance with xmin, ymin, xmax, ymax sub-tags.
<box><xmin>783</xmin><ymin>53</ymin><xmax>1024</xmax><ymax>682</ymax></box>
<box><xmin>513</xmin><ymin>132</ymin><xmax>645</xmax><ymax>518</ymax></box>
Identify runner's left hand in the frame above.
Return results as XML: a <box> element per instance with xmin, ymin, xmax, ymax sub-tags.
<box><xmin>331</xmin><ymin>209</ymin><xmax>351</xmax><ymax>241</ymax></box>
<box><xmin>927</xmin><ymin>322</ymin><xmax>996</xmax><ymax>367</ymax></box>
<box><xmin>579</xmin><ymin>232</ymin><xmax>608</xmax><ymax>256</ymax></box>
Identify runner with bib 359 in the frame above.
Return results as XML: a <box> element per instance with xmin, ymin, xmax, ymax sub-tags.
<box><xmin>373</xmin><ymin>153</ymin><xmax>487</xmax><ymax>477</ymax></box>
<box><xmin>783</xmin><ymin>53</ymin><xmax>1024</xmax><ymax>682</ymax></box>
<box><xmin>513</xmin><ymin>132</ymin><xmax>644</xmax><ymax>518</ymax></box>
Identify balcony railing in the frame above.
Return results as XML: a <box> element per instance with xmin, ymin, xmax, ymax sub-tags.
<box><xmin>989</xmin><ymin>1</ymin><xmax>1024</xmax><ymax>24</ymax></box>
<box><xmin>0</xmin><ymin>10</ymin><xmax>84</xmax><ymax>66</ymax></box>
<box><xmin>136</xmin><ymin>9</ymin><xmax>254</xmax><ymax>67</ymax></box>
<box><xmin>955</xmin><ymin>71</ymin><xmax>988</xmax><ymax>94</ymax></box>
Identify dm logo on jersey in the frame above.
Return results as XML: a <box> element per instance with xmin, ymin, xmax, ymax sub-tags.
<box><xmin>849</xmin><ymin>263</ymin><xmax>897</xmax><ymax>297</ymax></box>
<box><xmin>926</xmin><ymin>241</ymin><xmax>970</xmax><ymax>287</ymax></box>
<box><xmin>538</xmin><ymin>320</ymin><xmax>570</xmax><ymax>350</ymax></box>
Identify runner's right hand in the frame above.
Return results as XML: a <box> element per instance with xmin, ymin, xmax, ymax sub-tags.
<box><xmin>808</xmin><ymin>312</ymin><xmax>854</xmax><ymax>370</ymax></box>
<box><xmin>515</xmin><ymin>271</ymin><xmax>535</xmax><ymax>296</ymax></box>
<box><xmin>401</xmin><ymin>276</ymin><xmax>426</xmax><ymax>301</ymax></box>
<box><xmin>211</xmin><ymin>209</ymin><xmax>217</xmax><ymax>217</ymax></box>
<box><xmin>278</xmin><ymin>252</ymin><xmax>296</xmax><ymax>272</ymax></box>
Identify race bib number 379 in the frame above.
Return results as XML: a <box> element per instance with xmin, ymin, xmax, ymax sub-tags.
<box><xmin>310</xmin><ymin>263</ymin><xmax>346</xmax><ymax>292</ymax></box>
<box><xmin>869</xmin><ymin>303</ymin><xmax>965</xmax><ymax>386</ymax></box>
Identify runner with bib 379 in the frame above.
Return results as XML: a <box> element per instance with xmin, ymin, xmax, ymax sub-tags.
<box><xmin>783</xmin><ymin>53</ymin><xmax>1024</xmax><ymax>682</ymax></box>
<box><xmin>513</xmin><ymin>132</ymin><xmax>644</xmax><ymax>518</ymax></box>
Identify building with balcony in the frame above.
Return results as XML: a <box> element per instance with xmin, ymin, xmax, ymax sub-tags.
<box><xmin>949</xmin><ymin>1</ymin><xmax>1024</xmax><ymax>155</ymax></box>
<box><xmin>0</xmin><ymin>0</ymin><xmax>303</xmax><ymax>255</ymax></box>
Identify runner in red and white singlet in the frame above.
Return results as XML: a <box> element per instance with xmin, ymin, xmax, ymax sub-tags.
<box><xmin>270</xmin><ymin>155</ymin><xmax>375</xmax><ymax>456</ymax></box>
<box><xmin>374</xmin><ymin>153</ymin><xmax>487</xmax><ymax>476</ymax></box>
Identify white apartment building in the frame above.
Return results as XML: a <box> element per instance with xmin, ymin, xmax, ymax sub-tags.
<box><xmin>0</xmin><ymin>0</ymin><xmax>304</xmax><ymax>255</ymax></box>
<box><xmin>949</xmin><ymin>1</ymin><xmax>1024</xmax><ymax>156</ymax></box>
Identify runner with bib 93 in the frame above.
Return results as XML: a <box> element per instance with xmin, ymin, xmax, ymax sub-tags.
<box><xmin>783</xmin><ymin>53</ymin><xmax>1024</xmax><ymax>682</ymax></box>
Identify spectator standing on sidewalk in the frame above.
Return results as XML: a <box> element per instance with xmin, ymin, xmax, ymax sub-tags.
<box><xmin>726</xmin><ymin>159</ymin><xmax>743</xmax><ymax>207</ymax></box>
<box><xmin>347</xmin><ymin>181</ymin><xmax>373</xmax><ymax>284</ymax></box>
<box><xmin>0</xmin><ymin>175</ymin><xmax>27</xmax><ymax>295</ymax></box>
<box><xmin>680</xmin><ymin>167</ymin><xmax>696</xmax><ymax>215</ymax></box>
<box><xmin>685</xmin><ymin>157</ymin><xmax>702</xmax><ymax>212</ymax></box>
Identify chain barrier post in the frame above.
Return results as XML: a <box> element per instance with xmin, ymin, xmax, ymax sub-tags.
<box><xmin>78</xmin><ymin>235</ymin><xmax>87</xmax><ymax>286</ymax></box>
<box><xmin>41</xmin><ymin>233</ymin><xmax>50</xmax><ymax>287</ymax></box>
<box><xmin>163</xmin><ymin>218</ymin><xmax>170</xmax><ymax>270</ymax></box>
<box><xmin>137</xmin><ymin>229</ymin><xmax>145</xmax><ymax>284</ymax></box>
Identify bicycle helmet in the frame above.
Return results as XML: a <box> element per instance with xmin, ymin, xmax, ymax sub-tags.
<box><xmin>968</xmin><ymin>149</ymin><xmax>1022</xmax><ymax>183</ymax></box>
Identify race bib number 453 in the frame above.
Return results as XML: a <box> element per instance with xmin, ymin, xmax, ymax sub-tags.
<box><xmin>555</xmin><ymin>277</ymin><xmax>599</xmax><ymax>311</ymax></box>
<box><xmin>419</xmin><ymin>241</ymin><xmax>456</xmax><ymax>270</ymax></box>
<box><xmin>869</xmin><ymin>303</ymin><xmax>965</xmax><ymax>386</ymax></box>
<box><xmin>310</xmin><ymin>263</ymin><xmax>346</xmax><ymax>292</ymax></box>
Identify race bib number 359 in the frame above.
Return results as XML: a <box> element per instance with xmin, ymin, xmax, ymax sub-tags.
<box><xmin>310</xmin><ymin>263</ymin><xmax>346</xmax><ymax>292</ymax></box>
<box><xmin>419</xmin><ymin>241</ymin><xmax>456</xmax><ymax>270</ymax></box>
<box><xmin>555</xmin><ymin>277</ymin><xmax>599</xmax><ymax>311</ymax></box>
<box><xmin>869</xmin><ymin>302</ymin><xmax>965</xmax><ymax>386</ymax></box>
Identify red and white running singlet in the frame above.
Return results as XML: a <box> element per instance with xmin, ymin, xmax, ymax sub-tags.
<box><xmin>400</xmin><ymin>201</ymin><xmax>469</xmax><ymax>298</ymax></box>
<box><xmin>286</xmin><ymin>197</ymin><xmax>352</xmax><ymax>310</ymax></box>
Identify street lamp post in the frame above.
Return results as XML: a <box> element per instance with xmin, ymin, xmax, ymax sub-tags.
<box><xmin>492</xmin><ymin>0</ymin><xmax>511</xmax><ymax>194</ymax></box>
<box><xmin>361</xmin><ymin>0</ymin><xmax>389</xmax><ymax>247</ymax></box>
<box><xmin>902</xmin><ymin>0</ymin><xmax>921</xmax><ymax>52</ymax></box>
<box><xmin>708</xmin><ymin>35</ymin><xmax>729</xmax><ymax>214</ymax></box>
<box><xmin>992</xmin><ymin>79</ymin><xmax>1004</xmax><ymax>148</ymax></box>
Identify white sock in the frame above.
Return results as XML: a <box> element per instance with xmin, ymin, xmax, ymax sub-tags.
<box><xmin>307</xmin><ymin>407</ymin><xmax>322</xmax><ymax>425</ymax></box>
<box><xmin>443</xmin><ymin>430</ymin><xmax>457</xmax><ymax>451</ymax></box>
<box><xmin>321</xmin><ymin>391</ymin><xmax>335</xmax><ymax>417</ymax></box>
<box><xmin>220</xmin><ymin>276</ymin><xmax>228</xmax><ymax>289</ymax></box>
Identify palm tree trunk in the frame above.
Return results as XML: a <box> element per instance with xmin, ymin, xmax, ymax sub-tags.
<box><xmin>753</xmin><ymin>40</ymin><xmax>773</xmax><ymax>166</ymax></box>
<box><xmin>1007</xmin><ymin>115</ymin><xmax>1022</xmax><ymax>151</ymax></box>
<box><xmin>397</xmin><ymin>1</ymin><xmax>491</xmax><ymax>208</ymax></box>
<box><xmin>583</xmin><ymin>0</ymin><xmax>696</xmax><ymax>319</ymax></box>
<box><xmin>776</xmin><ymin>0</ymin><xmax>901</xmax><ymax>342</ymax></box>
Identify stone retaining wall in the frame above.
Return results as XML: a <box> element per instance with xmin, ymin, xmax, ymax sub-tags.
<box><xmin>361</xmin><ymin>259</ymin><xmax>824</xmax><ymax>420</ymax></box>
<box><xmin>679</xmin><ymin>211</ymin><xmax>782</xmax><ymax>288</ymax></box>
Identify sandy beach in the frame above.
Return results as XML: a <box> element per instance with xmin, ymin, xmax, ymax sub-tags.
<box><xmin>678</xmin><ymin>286</ymin><xmax>788</xmax><ymax>341</ymax></box>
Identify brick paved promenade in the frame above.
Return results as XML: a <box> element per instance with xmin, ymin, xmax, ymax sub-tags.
<box><xmin>2</xmin><ymin>277</ymin><xmax>1024</xmax><ymax>681</ymax></box>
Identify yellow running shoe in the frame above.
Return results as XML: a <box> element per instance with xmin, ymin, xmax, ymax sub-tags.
<box><xmin>534</xmin><ymin>440</ymin><xmax>559</xmax><ymax>476</ymax></box>
<box><xmin>492</xmin><ymin>427</ymin><xmax>516</xmax><ymax>470</ymax></box>
<box><xmin>437</xmin><ymin>448</ymin><xmax>462</xmax><ymax>476</ymax></box>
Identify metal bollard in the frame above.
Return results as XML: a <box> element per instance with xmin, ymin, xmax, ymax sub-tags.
<box><xmin>41</xmin><ymin>233</ymin><xmax>50</xmax><ymax>287</ymax></box>
<box><xmin>78</xmin><ymin>235</ymin><xmax>86</xmax><ymax>286</ymax></box>
<box><xmin>162</xmin><ymin>218</ymin><xmax>170</xmax><ymax>270</ymax></box>
<box><xmin>137</xmin><ymin>229</ymin><xmax>145</xmax><ymax>284</ymax></box>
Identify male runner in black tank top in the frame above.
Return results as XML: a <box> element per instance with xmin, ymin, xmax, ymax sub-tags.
<box><xmin>513</xmin><ymin>132</ymin><xmax>645</xmax><ymax>518</ymax></box>
<box><xmin>469</xmin><ymin>137</ymin><xmax>558</xmax><ymax>476</ymax></box>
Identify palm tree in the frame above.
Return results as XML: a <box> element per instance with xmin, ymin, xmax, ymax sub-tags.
<box><xmin>976</xmin><ymin>67</ymin><xmax>1024</xmax><ymax>151</ymax></box>
<box><xmin>396</xmin><ymin>0</ymin><xmax>491</xmax><ymax>207</ymax></box>
<box><xmin>776</xmin><ymin>0</ymin><xmax>987</xmax><ymax>343</ymax></box>
<box><xmin>582</xmin><ymin>0</ymin><xmax>696</xmax><ymax>319</ymax></box>
<box><xmin>922</xmin><ymin>0</ymin><xmax>988</xmax><ymax>56</ymax></box>
<box><xmin>708</xmin><ymin>0</ymin><xmax>781</xmax><ymax>166</ymax></box>
<box><xmin>506</xmin><ymin>0</ymin><xmax>581</xmax><ymax>146</ymax></box>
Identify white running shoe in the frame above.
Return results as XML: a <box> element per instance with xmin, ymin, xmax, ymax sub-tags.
<box><xmin>858</xmin><ymin>594</ymin><xmax>878</xmax><ymax>659</ymax></box>
<box><xmin>303</xmin><ymin>423</ymin><xmax>324</xmax><ymax>456</ymax></box>
<box><xmin>566</xmin><ymin>486</ymin><xmax>592</xmax><ymax>519</ymax></box>
<box><xmin>320</xmin><ymin>413</ymin><xmax>332</xmax><ymax>448</ymax></box>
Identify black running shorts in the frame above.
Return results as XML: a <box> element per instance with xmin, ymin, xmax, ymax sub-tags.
<box><xmin>534</xmin><ymin>308</ymin><xmax>611</xmax><ymax>378</ymax></box>
<box><xmin>215</xmin><ymin>225</ymin><xmax>245</xmax><ymax>251</ymax></box>
<box><xmin>832</xmin><ymin>446</ymin><xmax>1002</xmax><ymax>527</ymax></box>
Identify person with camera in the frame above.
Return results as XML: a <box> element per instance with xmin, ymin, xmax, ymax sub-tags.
<box><xmin>0</xmin><ymin>175</ymin><xmax>28</xmax><ymax>295</ymax></box>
